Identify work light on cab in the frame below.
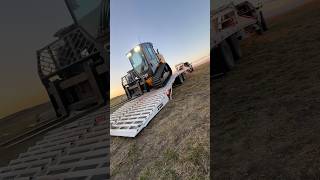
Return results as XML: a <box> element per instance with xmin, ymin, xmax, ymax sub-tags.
<box><xmin>134</xmin><ymin>46</ymin><xmax>140</xmax><ymax>52</ymax></box>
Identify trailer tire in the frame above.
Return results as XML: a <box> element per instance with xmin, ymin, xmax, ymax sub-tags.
<box><xmin>211</xmin><ymin>47</ymin><xmax>227</xmax><ymax>75</ymax></box>
<box><xmin>260</xmin><ymin>11</ymin><xmax>268</xmax><ymax>31</ymax></box>
<box><xmin>220</xmin><ymin>40</ymin><xmax>235</xmax><ymax>70</ymax></box>
<box><xmin>182</xmin><ymin>73</ymin><xmax>186</xmax><ymax>81</ymax></box>
<box><xmin>227</xmin><ymin>34</ymin><xmax>242</xmax><ymax>61</ymax></box>
<box><xmin>175</xmin><ymin>74</ymin><xmax>184</xmax><ymax>85</ymax></box>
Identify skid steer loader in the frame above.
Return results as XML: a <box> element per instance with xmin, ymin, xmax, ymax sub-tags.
<box><xmin>121</xmin><ymin>42</ymin><xmax>172</xmax><ymax>99</ymax></box>
<box><xmin>37</xmin><ymin>0</ymin><xmax>109</xmax><ymax>117</ymax></box>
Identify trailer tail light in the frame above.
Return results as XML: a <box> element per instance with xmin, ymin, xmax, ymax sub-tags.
<box><xmin>95</xmin><ymin>115</ymin><xmax>106</xmax><ymax>125</ymax></box>
<box><xmin>166</xmin><ymin>88</ymin><xmax>172</xmax><ymax>99</ymax></box>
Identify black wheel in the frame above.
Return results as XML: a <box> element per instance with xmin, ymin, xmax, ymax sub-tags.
<box><xmin>227</xmin><ymin>34</ymin><xmax>242</xmax><ymax>61</ymax></box>
<box><xmin>219</xmin><ymin>40</ymin><xmax>235</xmax><ymax>70</ymax></box>
<box><xmin>181</xmin><ymin>73</ymin><xmax>186</xmax><ymax>81</ymax></box>
<box><xmin>145</xmin><ymin>84</ymin><xmax>150</xmax><ymax>92</ymax></box>
<box><xmin>260</xmin><ymin>11</ymin><xmax>268</xmax><ymax>31</ymax></box>
<box><xmin>211</xmin><ymin>47</ymin><xmax>227</xmax><ymax>76</ymax></box>
<box><xmin>141</xmin><ymin>83</ymin><xmax>150</xmax><ymax>92</ymax></box>
<box><xmin>175</xmin><ymin>74</ymin><xmax>184</xmax><ymax>85</ymax></box>
<box><xmin>256</xmin><ymin>11</ymin><xmax>267</xmax><ymax>35</ymax></box>
<box><xmin>127</xmin><ymin>88</ymin><xmax>133</xmax><ymax>99</ymax></box>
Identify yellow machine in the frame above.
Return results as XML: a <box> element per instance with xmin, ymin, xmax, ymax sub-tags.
<box><xmin>122</xmin><ymin>42</ymin><xmax>172</xmax><ymax>99</ymax></box>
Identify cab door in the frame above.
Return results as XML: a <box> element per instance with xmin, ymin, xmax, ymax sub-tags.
<box><xmin>143</xmin><ymin>43</ymin><xmax>160</xmax><ymax>73</ymax></box>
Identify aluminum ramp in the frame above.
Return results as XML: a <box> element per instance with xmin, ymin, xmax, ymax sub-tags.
<box><xmin>0</xmin><ymin>106</ymin><xmax>109</xmax><ymax>180</ymax></box>
<box><xmin>110</xmin><ymin>68</ymin><xmax>189</xmax><ymax>137</ymax></box>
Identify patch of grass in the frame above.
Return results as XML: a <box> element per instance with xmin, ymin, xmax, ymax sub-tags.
<box><xmin>110</xmin><ymin>163</ymin><xmax>121</xmax><ymax>177</ymax></box>
<box><xmin>139</xmin><ymin>164</ymin><xmax>179</xmax><ymax>180</ymax></box>
<box><xmin>162</xmin><ymin>168</ymin><xmax>179</xmax><ymax>180</ymax></box>
<box><xmin>139</xmin><ymin>150</ymin><xmax>181</xmax><ymax>180</ymax></box>
<box><xmin>164</xmin><ymin>148</ymin><xmax>179</xmax><ymax>162</ymax></box>
<box><xmin>139</xmin><ymin>168</ymin><xmax>152</xmax><ymax>180</ymax></box>
<box><xmin>139</xmin><ymin>160</ymin><xmax>159</xmax><ymax>180</ymax></box>
<box><xmin>127</xmin><ymin>143</ymin><xmax>139</xmax><ymax>165</ymax></box>
<box><xmin>186</xmin><ymin>143</ymin><xmax>209</xmax><ymax>175</ymax></box>
<box><xmin>189</xmin><ymin>174</ymin><xmax>207</xmax><ymax>180</ymax></box>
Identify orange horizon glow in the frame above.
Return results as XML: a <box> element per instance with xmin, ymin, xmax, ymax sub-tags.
<box><xmin>110</xmin><ymin>87</ymin><xmax>125</xmax><ymax>99</ymax></box>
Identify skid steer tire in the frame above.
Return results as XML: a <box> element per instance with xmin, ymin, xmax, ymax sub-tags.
<box><xmin>153</xmin><ymin>63</ymin><xmax>172</xmax><ymax>88</ymax></box>
<box><xmin>124</xmin><ymin>87</ymin><xmax>132</xmax><ymax>100</ymax></box>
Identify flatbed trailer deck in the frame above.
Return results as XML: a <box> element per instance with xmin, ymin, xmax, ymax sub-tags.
<box><xmin>110</xmin><ymin>65</ymin><xmax>192</xmax><ymax>137</ymax></box>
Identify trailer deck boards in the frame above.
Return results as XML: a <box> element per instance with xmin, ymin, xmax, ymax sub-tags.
<box><xmin>110</xmin><ymin>67</ymin><xmax>190</xmax><ymax>138</ymax></box>
<box><xmin>0</xmin><ymin>106</ymin><xmax>109</xmax><ymax>179</ymax></box>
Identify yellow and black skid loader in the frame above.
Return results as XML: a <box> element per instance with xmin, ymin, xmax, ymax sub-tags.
<box><xmin>37</xmin><ymin>0</ymin><xmax>109</xmax><ymax>117</ymax></box>
<box><xmin>121</xmin><ymin>42</ymin><xmax>172</xmax><ymax>99</ymax></box>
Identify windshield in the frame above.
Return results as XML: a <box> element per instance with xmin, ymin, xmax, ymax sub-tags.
<box><xmin>67</xmin><ymin>0</ymin><xmax>102</xmax><ymax>38</ymax></box>
<box><xmin>129</xmin><ymin>51</ymin><xmax>148</xmax><ymax>75</ymax></box>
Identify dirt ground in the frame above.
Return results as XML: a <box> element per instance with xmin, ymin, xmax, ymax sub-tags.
<box><xmin>110</xmin><ymin>61</ymin><xmax>210</xmax><ymax>180</ymax></box>
<box><xmin>212</xmin><ymin>1</ymin><xmax>320</xmax><ymax>179</ymax></box>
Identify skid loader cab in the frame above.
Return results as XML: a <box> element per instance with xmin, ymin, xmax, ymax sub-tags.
<box><xmin>126</xmin><ymin>42</ymin><xmax>171</xmax><ymax>87</ymax></box>
<box><xmin>127</xmin><ymin>43</ymin><xmax>161</xmax><ymax>77</ymax></box>
<box><xmin>37</xmin><ymin>0</ymin><xmax>109</xmax><ymax>117</ymax></box>
<box><xmin>122</xmin><ymin>42</ymin><xmax>172</xmax><ymax>100</ymax></box>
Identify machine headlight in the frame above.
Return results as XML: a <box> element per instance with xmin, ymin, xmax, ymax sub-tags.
<box><xmin>134</xmin><ymin>46</ymin><xmax>140</xmax><ymax>52</ymax></box>
<box><xmin>126</xmin><ymin>52</ymin><xmax>132</xmax><ymax>58</ymax></box>
<box><xmin>143</xmin><ymin>73</ymin><xmax>148</xmax><ymax>78</ymax></box>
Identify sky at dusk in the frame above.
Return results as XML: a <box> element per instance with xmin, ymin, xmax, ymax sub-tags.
<box><xmin>0</xmin><ymin>1</ymin><xmax>73</xmax><ymax>118</ymax></box>
<box><xmin>110</xmin><ymin>0</ymin><xmax>210</xmax><ymax>98</ymax></box>
<box><xmin>0</xmin><ymin>0</ymin><xmax>308</xmax><ymax>118</ymax></box>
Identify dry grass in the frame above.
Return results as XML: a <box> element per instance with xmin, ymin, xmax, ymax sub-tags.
<box><xmin>110</xmin><ymin>62</ymin><xmax>210</xmax><ymax>180</ymax></box>
<box><xmin>212</xmin><ymin>1</ymin><xmax>320</xmax><ymax>179</ymax></box>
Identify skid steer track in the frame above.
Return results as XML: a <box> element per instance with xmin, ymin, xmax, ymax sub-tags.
<box><xmin>153</xmin><ymin>63</ymin><xmax>172</xmax><ymax>88</ymax></box>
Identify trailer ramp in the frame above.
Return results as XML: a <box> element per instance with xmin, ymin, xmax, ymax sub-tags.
<box><xmin>110</xmin><ymin>67</ymin><xmax>190</xmax><ymax>138</ymax></box>
<box><xmin>0</xmin><ymin>107</ymin><xmax>109</xmax><ymax>179</ymax></box>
